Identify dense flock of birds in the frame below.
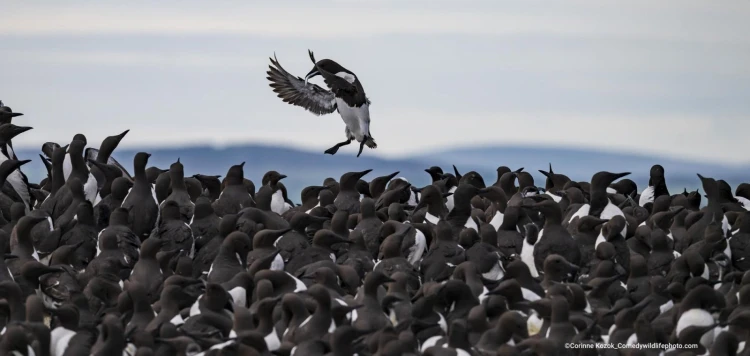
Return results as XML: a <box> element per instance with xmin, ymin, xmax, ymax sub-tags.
<box><xmin>1</xmin><ymin>103</ymin><xmax>750</xmax><ymax>356</ymax></box>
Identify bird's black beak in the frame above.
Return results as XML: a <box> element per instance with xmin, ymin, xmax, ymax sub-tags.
<box><xmin>613</xmin><ymin>172</ymin><xmax>631</xmax><ymax>180</ymax></box>
<box><xmin>11</xmin><ymin>113</ymin><xmax>23</xmax><ymax>118</ymax></box>
<box><xmin>305</xmin><ymin>67</ymin><xmax>320</xmax><ymax>85</ymax></box>
<box><xmin>356</xmin><ymin>169</ymin><xmax>373</xmax><ymax>179</ymax></box>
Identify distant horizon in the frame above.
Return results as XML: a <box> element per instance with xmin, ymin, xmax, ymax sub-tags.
<box><xmin>12</xmin><ymin>141</ymin><xmax>734</xmax><ymax>208</ymax></box>
<box><xmin>15</xmin><ymin>141</ymin><xmax>750</xmax><ymax>193</ymax></box>
<box><xmin>12</xmin><ymin>139</ymin><xmax>750</xmax><ymax>169</ymax></box>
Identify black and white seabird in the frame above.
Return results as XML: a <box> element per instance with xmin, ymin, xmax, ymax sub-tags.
<box><xmin>121</xmin><ymin>152</ymin><xmax>159</xmax><ymax>241</ymax></box>
<box><xmin>0</xmin><ymin>101</ymin><xmax>23</xmax><ymax>126</ymax></box>
<box><xmin>267</xmin><ymin>51</ymin><xmax>377</xmax><ymax>157</ymax></box>
<box><xmin>0</xmin><ymin>125</ymin><xmax>33</xmax><ymax>213</ymax></box>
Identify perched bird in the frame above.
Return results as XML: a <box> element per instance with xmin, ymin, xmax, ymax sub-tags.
<box><xmin>0</xmin><ymin>124</ymin><xmax>34</xmax><ymax>212</ymax></box>
<box><xmin>160</xmin><ymin>158</ymin><xmax>195</xmax><ymax>223</ymax></box>
<box><xmin>212</xmin><ymin>162</ymin><xmax>254</xmax><ymax>217</ymax></box>
<box><xmin>150</xmin><ymin>200</ymin><xmax>195</xmax><ymax>257</ymax></box>
<box><xmin>121</xmin><ymin>152</ymin><xmax>159</xmax><ymax>241</ymax></box>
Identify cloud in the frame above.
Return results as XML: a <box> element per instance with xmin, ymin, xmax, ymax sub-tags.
<box><xmin>1</xmin><ymin>49</ymin><xmax>264</xmax><ymax>69</ymax></box>
<box><xmin>366</xmin><ymin>108</ymin><xmax>749</xmax><ymax>165</ymax></box>
<box><xmin>1</xmin><ymin>1</ymin><xmax>748</xmax><ymax>45</ymax></box>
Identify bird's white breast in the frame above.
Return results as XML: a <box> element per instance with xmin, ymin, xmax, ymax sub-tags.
<box><xmin>527</xmin><ymin>312</ymin><xmax>544</xmax><ymax>336</ymax></box>
<box><xmin>63</xmin><ymin>155</ymin><xmax>72</xmax><ymax>181</ymax></box>
<box><xmin>521</xmin><ymin>287</ymin><xmax>542</xmax><ymax>301</ymax></box>
<box><xmin>464</xmin><ymin>217</ymin><xmax>478</xmax><ymax>231</ymax></box>
<box><xmin>271</xmin><ymin>190</ymin><xmax>286</xmax><ymax>215</ymax></box>
<box><xmin>639</xmin><ymin>186</ymin><xmax>655</xmax><ymax>207</ymax></box>
<box><xmin>595</xmin><ymin>231</ymin><xmax>605</xmax><ymax>249</ymax></box>
<box><xmin>170</xmin><ymin>313</ymin><xmax>185</xmax><ymax>326</ymax></box>
<box><xmin>265</xmin><ymin>329</ymin><xmax>281</xmax><ymax>351</ymax></box>
<box><xmin>446</xmin><ymin>186</ymin><xmax>457</xmax><ymax>212</ymax></box>
<box><xmin>572</xmin><ymin>202</ymin><xmax>627</xmax><ymax>237</ymax></box>
<box><xmin>229</xmin><ymin>286</ymin><xmax>247</xmax><ymax>308</ymax></box>
<box><xmin>189</xmin><ymin>295</ymin><xmax>203</xmax><ymax>316</ymax></box>
<box><xmin>84</xmin><ymin>173</ymin><xmax>99</xmax><ymax>203</ymax></box>
<box><xmin>676</xmin><ymin>308</ymin><xmax>714</xmax><ymax>336</ymax></box>
<box><xmin>335</xmin><ymin>98</ymin><xmax>369</xmax><ymax>141</ymax></box>
<box><xmin>659</xmin><ymin>300</ymin><xmax>674</xmax><ymax>314</ymax></box>
<box><xmin>407</xmin><ymin>229</ymin><xmax>426</xmax><ymax>266</ymax></box>
<box><xmin>568</xmin><ymin>204</ymin><xmax>590</xmax><ymax>223</ymax></box>
<box><xmin>286</xmin><ymin>272</ymin><xmax>307</xmax><ymax>292</ymax></box>
<box><xmin>521</xmin><ymin>239</ymin><xmax>538</xmax><ymax>278</ymax></box>
<box><xmin>420</xmin><ymin>336</ymin><xmax>443</xmax><ymax>353</ymax></box>
<box><xmin>51</xmin><ymin>327</ymin><xmax>76</xmax><ymax>356</ymax></box>
<box><xmin>425</xmin><ymin>212</ymin><xmax>440</xmax><ymax>225</ymax></box>
<box><xmin>481</xmin><ymin>259</ymin><xmax>504</xmax><ymax>281</ymax></box>
<box><xmin>489</xmin><ymin>211</ymin><xmax>504</xmax><ymax>231</ymax></box>
<box><xmin>271</xmin><ymin>253</ymin><xmax>285</xmax><ymax>271</ymax></box>
<box><xmin>737</xmin><ymin>196</ymin><xmax>750</xmax><ymax>211</ymax></box>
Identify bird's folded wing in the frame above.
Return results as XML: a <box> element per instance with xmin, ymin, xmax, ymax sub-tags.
<box><xmin>267</xmin><ymin>55</ymin><xmax>337</xmax><ymax>116</ymax></box>
<box><xmin>320</xmin><ymin>70</ymin><xmax>357</xmax><ymax>94</ymax></box>
<box><xmin>318</xmin><ymin>68</ymin><xmax>371</xmax><ymax>107</ymax></box>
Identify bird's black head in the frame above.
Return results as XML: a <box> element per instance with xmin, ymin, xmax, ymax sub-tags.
<box><xmin>305</xmin><ymin>50</ymin><xmax>349</xmax><ymax>84</ymax></box>
<box><xmin>262</xmin><ymin>170</ymin><xmax>287</xmax><ymax>186</ymax></box>
<box><xmin>0</xmin><ymin>123</ymin><xmax>32</xmax><ymax>143</ymax></box>
<box><xmin>1</xmin><ymin>107</ymin><xmax>21</xmax><ymax>117</ymax></box>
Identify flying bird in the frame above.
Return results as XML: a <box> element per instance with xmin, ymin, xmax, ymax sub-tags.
<box><xmin>267</xmin><ymin>50</ymin><xmax>377</xmax><ymax>157</ymax></box>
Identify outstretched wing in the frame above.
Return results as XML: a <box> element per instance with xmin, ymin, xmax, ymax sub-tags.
<box><xmin>267</xmin><ymin>54</ymin><xmax>337</xmax><ymax>116</ymax></box>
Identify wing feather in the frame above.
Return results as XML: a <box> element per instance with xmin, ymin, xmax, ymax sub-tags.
<box><xmin>267</xmin><ymin>55</ymin><xmax>337</xmax><ymax>116</ymax></box>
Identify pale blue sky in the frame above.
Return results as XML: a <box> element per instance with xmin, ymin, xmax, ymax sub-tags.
<box><xmin>1</xmin><ymin>1</ymin><xmax>749</xmax><ymax>164</ymax></box>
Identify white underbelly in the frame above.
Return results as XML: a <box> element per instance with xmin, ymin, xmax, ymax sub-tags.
<box><xmin>336</xmin><ymin>99</ymin><xmax>369</xmax><ymax>141</ymax></box>
<box><xmin>446</xmin><ymin>186</ymin><xmax>457</xmax><ymax>212</ymax></box>
<box><xmin>84</xmin><ymin>173</ymin><xmax>99</xmax><ymax>203</ymax></box>
<box><xmin>63</xmin><ymin>156</ymin><xmax>72</xmax><ymax>181</ymax></box>
<box><xmin>489</xmin><ymin>212</ymin><xmax>504</xmax><ymax>231</ymax></box>
<box><xmin>521</xmin><ymin>240</ymin><xmax>538</xmax><ymax>278</ymax></box>
<box><xmin>271</xmin><ymin>190</ymin><xmax>286</xmax><ymax>215</ymax></box>
<box><xmin>464</xmin><ymin>217</ymin><xmax>478</xmax><ymax>231</ymax></box>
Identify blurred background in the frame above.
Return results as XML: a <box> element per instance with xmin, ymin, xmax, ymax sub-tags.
<box><xmin>2</xmin><ymin>1</ymin><xmax>749</xmax><ymax>199</ymax></box>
